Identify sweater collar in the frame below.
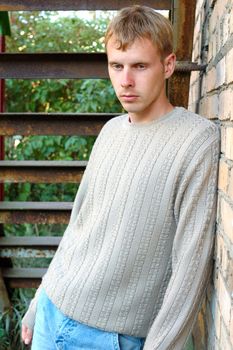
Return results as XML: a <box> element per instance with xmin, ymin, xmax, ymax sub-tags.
<box><xmin>123</xmin><ymin>107</ymin><xmax>183</xmax><ymax>129</ymax></box>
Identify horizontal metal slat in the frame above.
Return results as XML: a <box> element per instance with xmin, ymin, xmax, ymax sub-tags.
<box><xmin>0</xmin><ymin>160</ymin><xmax>87</xmax><ymax>183</ymax></box>
<box><xmin>0</xmin><ymin>112</ymin><xmax>119</xmax><ymax>136</ymax></box>
<box><xmin>0</xmin><ymin>201</ymin><xmax>72</xmax><ymax>223</ymax></box>
<box><xmin>0</xmin><ymin>236</ymin><xmax>62</xmax><ymax>258</ymax></box>
<box><xmin>0</xmin><ymin>201</ymin><xmax>73</xmax><ymax>210</ymax></box>
<box><xmin>2</xmin><ymin>268</ymin><xmax>46</xmax><ymax>288</ymax></box>
<box><xmin>0</xmin><ymin>0</ymin><xmax>171</xmax><ymax>11</ymax></box>
<box><xmin>2</xmin><ymin>267</ymin><xmax>46</xmax><ymax>279</ymax></box>
<box><xmin>0</xmin><ymin>53</ymin><xmax>207</xmax><ymax>79</ymax></box>
<box><xmin>0</xmin><ymin>236</ymin><xmax>61</xmax><ymax>247</ymax></box>
<box><xmin>0</xmin><ymin>160</ymin><xmax>87</xmax><ymax>167</ymax></box>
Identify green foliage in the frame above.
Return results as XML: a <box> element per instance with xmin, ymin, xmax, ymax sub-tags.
<box><xmin>4</xmin><ymin>222</ymin><xmax>67</xmax><ymax>238</ymax></box>
<box><xmin>0</xmin><ymin>289</ymin><xmax>36</xmax><ymax>350</ymax></box>
<box><xmin>7</xmin><ymin>11</ymin><xmax>111</xmax><ymax>53</ymax></box>
<box><xmin>6</xmin><ymin>134</ymin><xmax>95</xmax><ymax>161</ymax></box>
<box><xmin>76</xmin><ymin>79</ymin><xmax>121</xmax><ymax>113</ymax></box>
<box><xmin>6</xmin><ymin>78</ymin><xmax>121</xmax><ymax>113</ymax></box>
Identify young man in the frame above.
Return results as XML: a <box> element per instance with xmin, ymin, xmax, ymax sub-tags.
<box><xmin>22</xmin><ymin>5</ymin><xmax>220</xmax><ymax>350</ymax></box>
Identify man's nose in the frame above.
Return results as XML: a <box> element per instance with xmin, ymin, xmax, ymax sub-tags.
<box><xmin>120</xmin><ymin>69</ymin><xmax>135</xmax><ymax>88</ymax></box>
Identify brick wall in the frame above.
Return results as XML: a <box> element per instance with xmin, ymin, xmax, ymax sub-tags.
<box><xmin>188</xmin><ymin>0</ymin><xmax>233</xmax><ymax>349</ymax></box>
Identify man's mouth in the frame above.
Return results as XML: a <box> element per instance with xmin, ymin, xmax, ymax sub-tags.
<box><xmin>120</xmin><ymin>94</ymin><xmax>139</xmax><ymax>101</ymax></box>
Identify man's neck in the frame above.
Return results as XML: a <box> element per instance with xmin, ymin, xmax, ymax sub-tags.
<box><xmin>128</xmin><ymin>102</ymin><xmax>175</xmax><ymax>125</ymax></box>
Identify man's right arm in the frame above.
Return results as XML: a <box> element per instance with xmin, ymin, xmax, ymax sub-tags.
<box><xmin>21</xmin><ymin>283</ymin><xmax>43</xmax><ymax>344</ymax></box>
<box><xmin>21</xmin><ymin>119</ymin><xmax>111</xmax><ymax>344</ymax></box>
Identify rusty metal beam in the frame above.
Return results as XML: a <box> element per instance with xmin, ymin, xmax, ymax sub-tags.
<box><xmin>0</xmin><ymin>211</ymin><xmax>70</xmax><ymax>224</ymax></box>
<box><xmin>5</xmin><ymin>279</ymin><xmax>41</xmax><ymax>288</ymax></box>
<box><xmin>0</xmin><ymin>53</ymin><xmax>206</xmax><ymax>79</ymax></box>
<box><xmin>0</xmin><ymin>201</ymin><xmax>72</xmax><ymax>223</ymax></box>
<box><xmin>0</xmin><ymin>112</ymin><xmax>118</xmax><ymax>136</ymax></box>
<box><xmin>0</xmin><ymin>0</ymin><xmax>171</xmax><ymax>11</ymax></box>
<box><xmin>0</xmin><ymin>53</ymin><xmax>108</xmax><ymax>79</ymax></box>
<box><xmin>0</xmin><ymin>160</ymin><xmax>87</xmax><ymax>183</ymax></box>
<box><xmin>168</xmin><ymin>0</ymin><xmax>197</xmax><ymax>107</ymax></box>
<box><xmin>175</xmin><ymin>61</ymin><xmax>206</xmax><ymax>72</ymax></box>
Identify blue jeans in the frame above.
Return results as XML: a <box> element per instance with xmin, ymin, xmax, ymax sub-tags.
<box><xmin>31</xmin><ymin>287</ymin><xmax>146</xmax><ymax>350</ymax></box>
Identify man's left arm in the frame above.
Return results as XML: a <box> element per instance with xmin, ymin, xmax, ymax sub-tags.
<box><xmin>143</xmin><ymin>125</ymin><xmax>221</xmax><ymax>350</ymax></box>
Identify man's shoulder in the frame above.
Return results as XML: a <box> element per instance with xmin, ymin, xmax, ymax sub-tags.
<box><xmin>104</xmin><ymin>113</ymin><xmax>126</xmax><ymax>127</ymax></box>
<box><xmin>178</xmin><ymin>107</ymin><xmax>220</xmax><ymax>141</ymax></box>
<box><xmin>99</xmin><ymin>113</ymin><xmax>125</xmax><ymax>134</ymax></box>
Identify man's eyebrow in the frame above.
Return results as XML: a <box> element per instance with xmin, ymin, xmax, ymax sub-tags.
<box><xmin>108</xmin><ymin>61</ymin><xmax>122</xmax><ymax>65</ymax></box>
<box><xmin>108</xmin><ymin>61</ymin><xmax>149</xmax><ymax>65</ymax></box>
<box><xmin>133</xmin><ymin>62</ymin><xmax>149</xmax><ymax>65</ymax></box>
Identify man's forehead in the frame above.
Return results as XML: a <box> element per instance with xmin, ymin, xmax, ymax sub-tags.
<box><xmin>108</xmin><ymin>33</ymin><xmax>146</xmax><ymax>46</ymax></box>
<box><xmin>106</xmin><ymin>36</ymin><xmax>161</xmax><ymax>63</ymax></box>
<box><xmin>106</xmin><ymin>35</ymin><xmax>158</xmax><ymax>52</ymax></box>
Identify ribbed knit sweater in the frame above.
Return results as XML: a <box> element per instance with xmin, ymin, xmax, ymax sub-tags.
<box><xmin>22</xmin><ymin>106</ymin><xmax>221</xmax><ymax>350</ymax></box>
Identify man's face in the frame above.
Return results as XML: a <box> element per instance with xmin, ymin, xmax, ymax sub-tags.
<box><xmin>106</xmin><ymin>35</ymin><xmax>175</xmax><ymax>120</ymax></box>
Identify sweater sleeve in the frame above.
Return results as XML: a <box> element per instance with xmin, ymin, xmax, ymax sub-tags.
<box><xmin>143</xmin><ymin>124</ymin><xmax>220</xmax><ymax>350</ymax></box>
<box><xmin>21</xmin><ymin>122</ymin><xmax>109</xmax><ymax>331</ymax></box>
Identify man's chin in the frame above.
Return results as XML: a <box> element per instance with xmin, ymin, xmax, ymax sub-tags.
<box><xmin>120</xmin><ymin>103</ymin><xmax>142</xmax><ymax>114</ymax></box>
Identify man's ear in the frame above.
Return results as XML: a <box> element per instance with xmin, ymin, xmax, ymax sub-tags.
<box><xmin>163</xmin><ymin>52</ymin><xmax>176</xmax><ymax>79</ymax></box>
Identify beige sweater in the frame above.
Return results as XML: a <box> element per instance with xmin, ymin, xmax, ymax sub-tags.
<box><xmin>22</xmin><ymin>106</ymin><xmax>220</xmax><ymax>349</ymax></box>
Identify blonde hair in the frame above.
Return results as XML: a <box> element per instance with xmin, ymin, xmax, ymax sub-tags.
<box><xmin>105</xmin><ymin>5</ymin><xmax>173</xmax><ymax>61</ymax></box>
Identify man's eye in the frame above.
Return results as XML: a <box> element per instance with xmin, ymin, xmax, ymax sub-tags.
<box><xmin>137</xmin><ymin>64</ymin><xmax>146</xmax><ymax>69</ymax></box>
<box><xmin>112</xmin><ymin>64</ymin><xmax>122</xmax><ymax>70</ymax></box>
